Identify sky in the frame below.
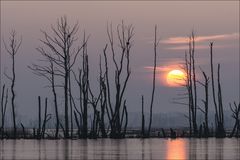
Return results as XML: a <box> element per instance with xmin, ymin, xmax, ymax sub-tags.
<box><xmin>0</xmin><ymin>1</ymin><xmax>239</xmax><ymax>122</ymax></box>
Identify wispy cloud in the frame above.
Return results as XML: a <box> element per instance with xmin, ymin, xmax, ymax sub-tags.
<box><xmin>165</xmin><ymin>44</ymin><xmax>234</xmax><ymax>50</ymax></box>
<box><xmin>144</xmin><ymin>66</ymin><xmax>171</xmax><ymax>72</ymax></box>
<box><xmin>161</xmin><ymin>33</ymin><xmax>239</xmax><ymax>44</ymax></box>
<box><xmin>144</xmin><ymin>65</ymin><xmax>184</xmax><ymax>72</ymax></box>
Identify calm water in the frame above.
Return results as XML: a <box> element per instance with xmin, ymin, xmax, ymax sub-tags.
<box><xmin>0</xmin><ymin>138</ymin><xmax>240</xmax><ymax>160</ymax></box>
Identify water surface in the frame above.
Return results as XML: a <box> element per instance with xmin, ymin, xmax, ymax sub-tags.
<box><xmin>0</xmin><ymin>138</ymin><xmax>239</xmax><ymax>160</ymax></box>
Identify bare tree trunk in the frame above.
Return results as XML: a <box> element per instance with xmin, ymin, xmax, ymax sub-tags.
<box><xmin>141</xmin><ymin>95</ymin><xmax>145</xmax><ymax>137</ymax></box>
<box><xmin>199</xmin><ymin>69</ymin><xmax>209</xmax><ymax>137</ymax></box>
<box><xmin>1</xmin><ymin>85</ymin><xmax>8</xmax><ymax>139</ymax></box>
<box><xmin>11</xmin><ymin>53</ymin><xmax>17</xmax><ymax>138</ymax></box>
<box><xmin>74</xmin><ymin>111</ymin><xmax>81</xmax><ymax>138</ymax></box>
<box><xmin>99</xmin><ymin>56</ymin><xmax>107</xmax><ymax>138</ymax></box>
<box><xmin>184</xmin><ymin>52</ymin><xmax>192</xmax><ymax>136</ymax></box>
<box><xmin>209</xmin><ymin>43</ymin><xmax>225</xmax><ymax>137</ymax></box>
<box><xmin>20</xmin><ymin>123</ymin><xmax>25</xmax><ymax>138</ymax></box>
<box><xmin>210</xmin><ymin>43</ymin><xmax>219</xmax><ymax>126</ymax></box>
<box><xmin>148</xmin><ymin>25</ymin><xmax>158</xmax><ymax>136</ymax></box>
<box><xmin>191</xmin><ymin>33</ymin><xmax>198</xmax><ymax>136</ymax></box>
<box><xmin>217</xmin><ymin>64</ymin><xmax>225</xmax><ymax>137</ymax></box>
<box><xmin>68</xmin><ymin>73</ymin><xmax>73</xmax><ymax>139</ymax></box>
<box><xmin>229</xmin><ymin>102</ymin><xmax>240</xmax><ymax>137</ymax></box>
<box><xmin>3</xmin><ymin>30</ymin><xmax>22</xmax><ymax>138</ymax></box>
<box><xmin>50</xmin><ymin>61</ymin><xmax>59</xmax><ymax>139</ymax></box>
<box><xmin>41</xmin><ymin>98</ymin><xmax>50</xmax><ymax>139</ymax></box>
<box><xmin>31</xmin><ymin>17</ymin><xmax>85</xmax><ymax>138</ymax></box>
<box><xmin>103</xmin><ymin>22</ymin><xmax>134</xmax><ymax>138</ymax></box>
<box><xmin>38</xmin><ymin>96</ymin><xmax>41</xmax><ymax>139</ymax></box>
<box><xmin>82</xmin><ymin>46</ymin><xmax>89</xmax><ymax>139</ymax></box>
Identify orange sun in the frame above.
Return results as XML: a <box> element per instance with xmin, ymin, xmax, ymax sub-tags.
<box><xmin>166</xmin><ymin>69</ymin><xmax>186</xmax><ymax>87</ymax></box>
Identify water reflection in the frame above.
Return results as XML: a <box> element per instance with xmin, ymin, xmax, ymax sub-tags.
<box><xmin>189</xmin><ymin>139</ymin><xmax>197</xmax><ymax>160</ymax></box>
<box><xmin>0</xmin><ymin>138</ymin><xmax>239</xmax><ymax>160</ymax></box>
<box><xmin>166</xmin><ymin>139</ymin><xmax>186</xmax><ymax>160</ymax></box>
<box><xmin>215</xmin><ymin>138</ymin><xmax>223</xmax><ymax>160</ymax></box>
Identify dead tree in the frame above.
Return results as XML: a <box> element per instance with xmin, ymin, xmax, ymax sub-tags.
<box><xmin>99</xmin><ymin>55</ymin><xmax>107</xmax><ymax>138</ymax></box>
<box><xmin>147</xmin><ymin>25</ymin><xmax>158</xmax><ymax>137</ymax></box>
<box><xmin>72</xmin><ymin>35</ymin><xmax>89</xmax><ymax>138</ymax></box>
<box><xmin>103</xmin><ymin>22</ymin><xmax>134</xmax><ymax>138</ymax></box>
<box><xmin>210</xmin><ymin>42</ymin><xmax>225</xmax><ymax>137</ymax></box>
<box><xmin>184</xmin><ymin>52</ymin><xmax>192</xmax><ymax>136</ymax></box>
<box><xmin>29</xmin><ymin>58</ymin><xmax>60</xmax><ymax>138</ymax></box>
<box><xmin>3</xmin><ymin>30</ymin><xmax>22</xmax><ymax>138</ymax></box>
<box><xmin>198</xmin><ymin>68</ymin><xmax>210</xmax><ymax>137</ymax></box>
<box><xmin>184</xmin><ymin>34</ymin><xmax>198</xmax><ymax>136</ymax></box>
<box><xmin>229</xmin><ymin>102</ymin><xmax>240</xmax><ymax>137</ymax></box>
<box><xmin>141</xmin><ymin>95</ymin><xmax>145</xmax><ymax>137</ymax></box>
<box><xmin>41</xmin><ymin>98</ymin><xmax>51</xmax><ymax>138</ymax></box>
<box><xmin>191</xmin><ymin>33</ymin><xmax>198</xmax><ymax>135</ymax></box>
<box><xmin>1</xmin><ymin>84</ymin><xmax>8</xmax><ymax>139</ymax></box>
<box><xmin>38</xmin><ymin>96</ymin><xmax>42</xmax><ymax>139</ymax></box>
<box><xmin>36</xmin><ymin>17</ymin><xmax>85</xmax><ymax>138</ymax></box>
<box><xmin>88</xmin><ymin>85</ymin><xmax>102</xmax><ymax>138</ymax></box>
<box><xmin>81</xmin><ymin>40</ymin><xmax>89</xmax><ymax>138</ymax></box>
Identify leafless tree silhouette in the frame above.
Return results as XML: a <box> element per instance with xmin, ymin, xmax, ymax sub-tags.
<box><xmin>3</xmin><ymin>30</ymin><xmax>22</xmax><ymax>138</ymax></box>
<box><xmin>0</xmin><ymin>84</ymin><xmax>8</xmax><ymax>139</ymax></box>
<box><xmin>33</xmin><ymin>17</ymin><xmax>86</xmax><ymax>138</ymax></box>
<box><xmin>210</xmin><ymin>42</ymin><xmax>225</xmax><ymax>137</ymax></box>
<box><xmin>102</xmin><ymin>22</ymin><xmax>133</xmax><ymax>138</ymax></box>
<box><xmin>184</xmin><ymin>33</ymin><xmax>198</xmax><ymax>136</ymax></box>
<box><xmin>147</xmin><ymin>25</ymin><xmax>159</xmax><ymax>137</ymax></box>
<box><xmin>198</xmin><ymin>68</ymin><xmax>210</xmax><ymax>137</ymax></box>
<box><xmin>229</xmin><ymin>102</ymin><xmax>240</xmax><ymax>137</ymax></box>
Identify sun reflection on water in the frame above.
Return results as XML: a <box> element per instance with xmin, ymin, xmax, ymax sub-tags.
<box><xmin>166</xmin><ymin>139</ymin><xmax>186</xmax><ymax>160</ymax></box>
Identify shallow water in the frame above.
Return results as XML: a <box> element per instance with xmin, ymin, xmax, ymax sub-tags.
<box><xmin>0</xmin><ymin>138</ymin><xmax>239</xmax><ymax>160</ymax></box>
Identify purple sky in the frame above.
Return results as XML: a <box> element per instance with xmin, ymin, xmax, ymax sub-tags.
<box><xmin>1</xmin><ymin>1</ymin><xmax>239</xmax><ymax>121</ymax></box>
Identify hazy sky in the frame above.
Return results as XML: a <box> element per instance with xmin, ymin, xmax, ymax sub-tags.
<box><xmin>1</xmin><ymin>1</ymin><xmax>239</xmax><ymax>121</ymax></box>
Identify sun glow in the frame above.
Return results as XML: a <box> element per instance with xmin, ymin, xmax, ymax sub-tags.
<box><xmin>166</xmin><ymin>69</ymin><xmax>186</xmax><ymax>87</ymax></box>
<box><xmin>166</xmin><ymin>139</ymin><xmax>186</xmax><ymax>159</ymax></box>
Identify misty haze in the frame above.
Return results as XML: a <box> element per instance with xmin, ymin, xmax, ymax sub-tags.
<box><xmin>0</xmin><ymin>1</ymin><xmax>239</xmax><ymax>160</ymax></box>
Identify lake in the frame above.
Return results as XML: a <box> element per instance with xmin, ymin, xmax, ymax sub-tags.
<box><xmin>0</xmin><ymin>138</ymin><xmax>239</xmax><ymax>160</ymax></box>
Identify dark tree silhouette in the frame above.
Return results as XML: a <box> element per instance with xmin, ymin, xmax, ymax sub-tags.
<box><xmin>72</xmin><ymin>34</ymin><xmax>89</xmax><ymax>138</ymax></box>
<box><xmin>34</xmin><ymin>17</ymin><xmax>85</xmax><ymax>138</ymax></box>
<box><xmin>0</xmin><ymin>84</ymin><xmax>8</xmax><ymax>139</ymax></box>
<box><xmin>184</xmin><ymin>33</ymin><xmax>198</xmax><ymax>136</ymax></box>
<box><xmin>210</xmin><ymin>42</ymin><xmax>225</xmax><ymax>137</ymax></box>
<box><xmin>229</xmin><ymin>102</ymin><xmax>240</xmax><ymax>137</ymax></box>
<box><xmin>147</xmin><ymin>25</ymin><xmax>158</xmax><ymax>137</ymax></box>
<box><xmin>141</xmin><ymin>95</ymin><xmax>145</xmax><ymax>137</ymax></box>
<box><xmin>198</xmin><ymin>68</ymin><xmax>210</xmax><ymax>137</ymax></box>
<box><xmin>103</xmin><ymin>22</ymin><xmax>133</xmax><ymax>138</ymax></box>
<box><xmin>41</xmin><ymin>98</ymin><xmax>51</xmax><ymax>138</ymax></box>
<box><xmin>37</xmin><ymin>96</ymin><xmax>41</xmax><ymax>139</ymax></box>
<box><xmin>29</xmin><ymin>57</ymin><xmax>60</xmax><ymax>138</ymax></box>
<box><xmin>3</xmin><ymin>30</ymin><xmax>22</xmax><ymax>138</ymax></box>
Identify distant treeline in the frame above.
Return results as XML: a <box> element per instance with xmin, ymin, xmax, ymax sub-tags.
<box><xmin>0</xmin><ymin>17</ymin><xmax>239</xmax><ymax>139</ymax></box>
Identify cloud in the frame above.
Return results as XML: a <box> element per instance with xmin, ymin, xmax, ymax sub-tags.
<box><xmin>166</xmin><ymin>44</ymin><xmax>235</xmax><ymax>50</ymax></box>
<box><xmin>144</xmin><ymin>64</ymin><xmax>184</xmax><ymax>72</ymax></box>
<box><xmin>161</xmin><ymin>33</ymin><xmax>239</xmax><ymax>44</ymax></box>
<box><xmin>144</xmin><ymin>66</ymin><xmax>171</xmax><ymax>72</ymax></box>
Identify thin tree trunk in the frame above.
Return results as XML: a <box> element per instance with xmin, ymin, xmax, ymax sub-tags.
<box><xmin>11</xmin><ymin>54</ymin><xmax>17</xmax><ymax>138</ymax></box>
<box><xmin>191</xmin><ymin>33</ymin><xmax>198</xmax><ymax>136</ymax></box>
<box><xmin>141</xmin><ymin>95</ymin><xmax>145</xmax><ymax>137</ymax></box>
<box><xmin>148</xmin><ymin>25</ymin><xmax>158</xmax><ymax>136</ymax></box>
<box><xmin>210</xmin><ymin>42</ymin><xmax>219</xmax><ymax>125</ymax></box>
<box><xmin>41</xmin><ymin>98</ymin><xmax>48</xmax><ymax>139</ymax></box>
<box><xmin>38</xmin><ymin>96</ymin><xmax>41</xmax><ymax>139</ymax></box>
<box><xmin>50</xmin><ymin>61</ymin><xmax>59</xmax><ymax>139</ymax></box>
<box><xmin>69</xmin><ymin>73</ymin><xmax>73</xmax><ymax>139</ymax></box>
